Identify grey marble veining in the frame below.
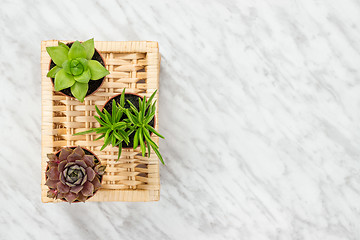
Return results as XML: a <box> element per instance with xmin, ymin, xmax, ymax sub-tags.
<box><xmin>1</xmin><ymin>0</ymin><xmax>360</xmax><ymax>239</ymax></box>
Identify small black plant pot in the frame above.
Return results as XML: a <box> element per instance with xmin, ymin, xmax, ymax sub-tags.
<box><xmin>102</xmin><ymin>93</ymin><xmax>155</xmax><ymax>148</ymax></box>
<box><xmin>49</xmin><ymin>42</ymin><xmax>106</xmax><ymax>99</ymax></box>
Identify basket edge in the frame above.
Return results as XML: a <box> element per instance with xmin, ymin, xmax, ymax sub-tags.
<box><xmin>40</xmin><ymin>40</ymin><xmax>161</xmax><ymax>203</ymax></box>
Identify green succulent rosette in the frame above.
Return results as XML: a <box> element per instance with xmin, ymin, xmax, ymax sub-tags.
<box><xmin>46</xmin><ymin>38</ymin><xmax>110</xmax><ymax>102</ymax></box>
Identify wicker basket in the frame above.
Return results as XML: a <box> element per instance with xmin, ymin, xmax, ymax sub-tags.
<box><xmin>41</xmin><ymin>41</ymin><xmax>160</xmax><ymax>202</ymax></box>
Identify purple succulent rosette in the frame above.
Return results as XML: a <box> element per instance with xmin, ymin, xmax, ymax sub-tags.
<box><xmin>45</xmin><ymin>146</ymin><xmax>106</xmax><ymax>203</ymax></box>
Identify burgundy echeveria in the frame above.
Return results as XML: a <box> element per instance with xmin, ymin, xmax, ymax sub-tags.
<box><xmin>45</xmin><ymin>146</ymin><xmax>105</xmax><ymax>203</ymax></box>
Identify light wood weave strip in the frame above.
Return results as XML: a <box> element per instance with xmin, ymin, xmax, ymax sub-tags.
<box><xmin>41</xmin><ymin>41</ymin><xmax>160</xmax><ymax>202</ymax></box>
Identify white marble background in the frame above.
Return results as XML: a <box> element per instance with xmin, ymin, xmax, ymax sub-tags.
<box><xmin>1</xmin><ymin>0</ymin><xmax>360</xmax><ymax>239</ymax></box>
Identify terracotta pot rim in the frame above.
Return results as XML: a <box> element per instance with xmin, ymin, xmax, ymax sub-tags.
<box><xmin>48</xmin><ymin>41</ymin><xmax>106</xmax><ymax>100</ymax></box>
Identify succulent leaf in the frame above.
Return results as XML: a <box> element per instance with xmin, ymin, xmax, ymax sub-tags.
<box><xmin>67</xmin><ymin>152</ymin><xmax>82</xmax><ymax>162</ymax></box>
<box><xmin>86</xmin><ymin>167</ymin><xmax>96</xmax><ymax>181</ymax></box>
<box><xmin>77</xmin><ymin>193</ymin><xmax>87</xmax><ymax>202</ymax></box>
<box><xmin>45</xmin><ymin>179</ymin><xmax>59</xmax><ymax>189</ymax></box>
<box><xmin>76</xmin><ymin>58</ymin><xmax>88</xmax><ymax>70</ymax></box>
<box><xmin>70</xmin><ymin>185</ymin><xmax>83</xmax><ymax>194</ymax></box>
<box><xmin>74</xmin><ymin>145</ymin><xmax>85</xmax><ymax>156</ymax></box>
<box><xmin>83</xmin><ymin>155</ymin><xmax>95</xmax><ymax>167</ymax></box>
<box><xmin>62</xmin><ymin>60</ymin><xmax>72</xmax><ymax>75</ymax></box>
<box><xmin>46</xmin><ymin>167</ymin><xmax>60</xmax><ymax>180</ymax></box>
<box><xmin>57</xmin><ymin>182</ymin><xmax>70</xmax><ymax>193</ymax></box>
<box><xmin>47</xmin><ymin>153</ymin><xmax>57</xmax><ymax>161</ymax></box>
<box><xmin>73</xmin><ymin>160</ymin><xmax>86</xmax><ymax>169</ymax></box>
<box><xmin>74</xmin><ymin>68</ymin><xmax>91</xmax><ymax>83</ymax></box>
<box><xmin>47</xmin><ymin>66</ymin><xmax>61</xmax><ymax>78</ymax></box>
<box><xmin>68</xmin><ymin>41</ymin><xmax>87</xmax><ymax>60</ymax></box>
<box><xmin>94</xmin><ymin>165</ymin><xmax>106</xmax><ymax>175</ymax></box>
<box><xmin>58</xmin><ymin>160</ymin><xmax>67</xmax><ymax>172</ymax></box>
<box><xmin>71</xmin><ymin>82</ymin><xmax>88</xmax><ymax>103</ymax></box>
<box><xmin>57</xmin><ymin>192</ymin><xmax>66</xmax><ymax>199</ymax></box>
<box><xmin>54</xmin><ymin>69</ymin><xmax>75</xmax><ymax>91</ymax></box>
<box><xmin>146</xmin><ymin>125</ymin><xmax>165</xmax><ymax>139</ymax></box>
<box><xmin>47</xmin><ymin>161</ymin><xmax>58</xmax><ymax>168</ymax></box>
<box><xmin>81</xmin><ymin>38</ymin><xmax>95</xmax><ymax>60</ymax></box>
<box><xmin>46</xmin><ymin>46</ymin><xmax>69</xmax><ymax>66</ymax></box>
<box><xmin>80</xmin><ymin>175</ymin><xmax>88</xmax><ymax>185</ymax></box>
<box><xmin>59</xmin><ymin>148</ymin><xmax>72</xmax><ymax>161</ymax></box>
<box><xmin>65</xmin><ymin>192</ymin><xmax>78</xmax><ymax>203</ymax></box>
<box><xmin>70</xmin><ymin>59</ymin><xmax>84</xmax><ymax>76</ymax></box>
<box><xmin>81</xmin><ymin>182</ymin><xmax>94</xmax><ymax>196</ymax></box>
<box><xmin>88</xmin><ymin>60</ymin><xmax>110</xmax><ymax>80</ymax></box>
<box><xmin>73</xmin><ymin>177</ymin><xmax>83</xmax><ymax>186</ymax></box>
<box><xmin>60</xmin><ymin>170</ymin><xmax>66</xmax><ymax>184</ymax></box>
<box><xmin>92</xmin><ymin>177</ymin><xmax>102</xmax><ymax>190</ymax></box>
<box><xmin>58</xmin><ymin>41</ymin><xmax>70</xmax><ymax>50</ymax></box>
<box><xmin>64</xmin><ymin>162</ymin><xmax>75</xmax><ymax>168</ymax></box>
<box><xmin>47</xmin><ymin>189</ymin><xmax>58</xmax><ymax>199</ymax></box>
<box><xmin>146</xmin><ymin>90</ymin><xmax>157</xmax><ymax>109</ymax></box>
<box><xmin>65</xmin><ymin>182</ymin><xmax>76</xmax><ymax>187</ymax></box>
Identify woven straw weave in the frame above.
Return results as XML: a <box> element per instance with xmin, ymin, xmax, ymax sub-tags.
<box><xmin>41</xmin><ymin>41</ymin><xmax>160</xmax><ymax>202</ymax></box>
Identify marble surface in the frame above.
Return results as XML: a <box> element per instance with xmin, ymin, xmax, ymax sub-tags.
<box><xmin>1</xmin><ymin>0</ymin><xmax>360</xmax><ymax>239</ymax></box>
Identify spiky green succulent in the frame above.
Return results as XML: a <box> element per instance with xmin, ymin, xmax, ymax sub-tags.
<box><xmin>45</xmin><ymin>146</ymin><xmax>106</xmax><ymax>203</ymax></box>
<box><xmin>46</xmin><ymin>38</ymin><xmax>110</xmax><ymax>102</ymax></box>
<box><xmin>124</xmin><ymin>90</ymin><xmax>165</xmax><ymax>164</ymax></box>
<box><xmin>74</xmin><ymin>89</ymin><xmax>165</xmax><ymax>164</ymax></box>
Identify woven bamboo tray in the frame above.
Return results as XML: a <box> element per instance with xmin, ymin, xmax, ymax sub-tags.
<box><xmin>41</xmin><ymin>41</ymin><xmax>160</xmax><ymax>202</ymax></box>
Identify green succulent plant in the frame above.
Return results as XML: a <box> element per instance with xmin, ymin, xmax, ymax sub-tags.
<box><xmin>124</xmin><ymin>90</ymin><xmax>165</xmax><ymax>164</ymax></box>
<box><xmin>46</xmin><ymin>38</ymin><xmax>110</xmax><ymax>102</ymax></box>
<box><xmin>74</xmin><ymin>89</ymin><xmax>165</xmax><ymax>164</ymax></box>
